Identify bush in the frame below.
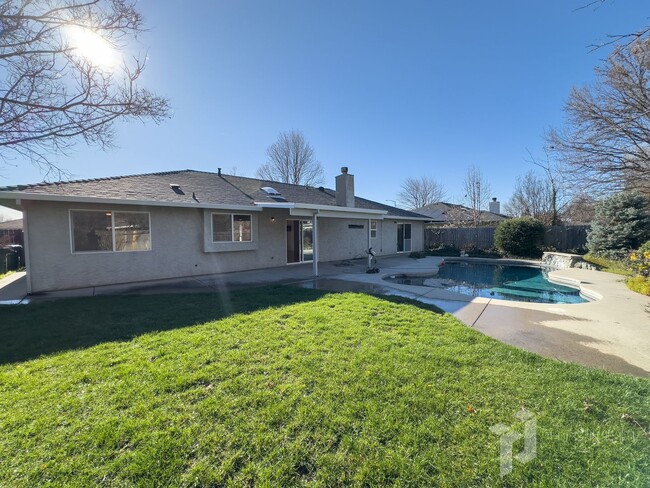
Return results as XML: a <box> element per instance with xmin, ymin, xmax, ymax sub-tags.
<box><xmin>494</xmin><ymin>218</ymin><xmax>545</xmax><ymax>257</ymax></box>
<box><xmin>627</xmin><ymin>276</ymin><xmax>650</xmax><ymax>296</ymax></box>
<box><xmin>628</xmin><ymin>241</ymin><xmax>650</xmax><ymax>277</ymax></box>
<box><xmin>587</xmin><ymin>192</ymin><xmax>650</xmax><ymax>256</ymax></box>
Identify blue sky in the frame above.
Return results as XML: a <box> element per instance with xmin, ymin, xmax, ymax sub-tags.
<box><xmin>1</xmin><ymin>0</ymin><xmax>648</xmax><ymax>219</ymax></box>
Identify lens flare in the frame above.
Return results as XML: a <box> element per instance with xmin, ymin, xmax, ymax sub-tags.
<box><xmin>64</xmin><ymin>25</ymin><xmax>121</xmax><ymax>70</ymax></box>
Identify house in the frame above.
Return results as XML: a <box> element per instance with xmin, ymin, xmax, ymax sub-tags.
<box><xmin>0</xmin><ymin>168</ymin><xmax>429</xmax><ymax>293</ymax></box>
<box><xmin>0</xmin><ymin>218</ymin><xmax>23</xmax><ymax>246</ymax></box>
<box><xmin>414</xmin><ymin>200</ymin><xmax>509</xmax><ymax>227</ymax></box>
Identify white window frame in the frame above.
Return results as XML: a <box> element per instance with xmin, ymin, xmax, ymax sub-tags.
<box><xmin>69</xmin><ymin>209</ymin><xmax>152</xmax><ymax>254</ymax></box>
<box><xmin>211</xmin><ymin>213</ymin><xmax>253</xmax><ymax>243</ymax></box>
<box><xmin>370</xmin><ymin>220</ymin><xmax>378</xmax><ymax>239</ymax></box>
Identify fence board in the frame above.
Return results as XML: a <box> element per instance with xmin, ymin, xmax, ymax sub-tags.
<box><xmin>425</xmin><ymin>225</ymin><xmax>590</xmax><ymax>252</ymax></box>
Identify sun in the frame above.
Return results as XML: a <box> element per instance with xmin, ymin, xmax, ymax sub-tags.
<box><xmin>63</xmin><ymin>25</ymin><xmax>121</xmax><ymax>70</ymax></box>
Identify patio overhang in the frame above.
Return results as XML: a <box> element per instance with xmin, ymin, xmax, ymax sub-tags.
<box><xmin>254</xmin><ymin>201</ymin><xmax>387</xmax><ymax>220</ymax></box>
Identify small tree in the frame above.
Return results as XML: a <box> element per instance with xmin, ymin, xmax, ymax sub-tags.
<box><xmin>256</xmin><ymin>130</ymin><xmax>324</xmax><ymax>185</ymax></box>
<box><xmin>398</xmin><ymin>176</ymin><xmax>445</xmax><ymax>209</ymax></box>
<box><xmin>463</xmin><ymin>166</ymin><xmax>491</xmax><ymax>227</ymax></box>
<box><xmin>587</xmin><ymin>192</ymin><xmax>650</xmax><ymax>256</ymax></box>
<box><xmin>495</xmin><ymin>217</ymin><xmax>546</xmax><ymax>258</ymax></box>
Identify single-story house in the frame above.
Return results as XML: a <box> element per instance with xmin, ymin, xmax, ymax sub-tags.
<box><xmin>0</xmin><ymin>167</ymin><xmax>430</xmax><ymax>293</ymax></box>
<box><xmin>0</xmin><ymin>218</ymin><xmax>23</xmax><ymax>246</ymax></box>
<box><xmin>414</xmin><ymin>200</ymin><xmax>509</xmax><ymax>227</ymax></box>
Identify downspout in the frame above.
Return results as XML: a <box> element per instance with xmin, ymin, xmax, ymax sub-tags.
<box><xmin>313</xmin><ymin>210</ymin><xmax>319</xmax><ymax>277</ymax></box>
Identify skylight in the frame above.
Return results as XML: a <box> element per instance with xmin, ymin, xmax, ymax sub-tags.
<box><xmin>261</xmin><ymin>186</ymin><xmax>281</xmax><ymax>196</ymax></box>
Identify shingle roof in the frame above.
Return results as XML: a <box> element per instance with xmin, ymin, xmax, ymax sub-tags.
<box><xmin>0</xmin><ymin>218</ymin><xmax>22</xmax><ymax>230</ymax></box>
<box><xmin>0</xmin><ymin>170</ymin><xmax>428</xmax><ymax>219</ymax></box>
<box><xmin>414</xmin><ymin>202</ymin><xmax>509</xmax><ymax>223</ymax></box>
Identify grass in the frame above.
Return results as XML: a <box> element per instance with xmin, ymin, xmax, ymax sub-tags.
<box><xmin>627</xmin><ymin>276</ymin><xmax>650</xmax><ymax>296</ymax></box>
<box><xmin>583</xmin><ymin>254</ymin><xmax>633</xmax><ymax>276</ymax></box>
<box><xmin>0</xmin><ymin>268</ymin><xmax>21</xmax><ymax>280</ymax></box>
<box><xmin>0</xmin><ymin>286</ymin><xmax>649</xmax><ymax>486</ymax></box>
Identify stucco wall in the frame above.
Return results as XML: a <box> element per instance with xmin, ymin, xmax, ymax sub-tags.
<box><xmin>25</xmin><ymin>201</ymin><xmax>290</xmax><ymax>292</ymax></box>
<box><xmin>23</xmin><ymin>200</ymin><xmax>424</xmax><ymax>292</ymax></box>
<box><xmin>376</xmin><ymin>220</ymin><xmax>424</xmax><ymax>255</ymax></box>
<box><xmin>317</xmin><ymin>218</ymin><xmax>370</xmax><ymax>262</ymax></box>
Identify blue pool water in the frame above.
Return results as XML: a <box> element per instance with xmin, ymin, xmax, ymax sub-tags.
<box><xmin>384</xmin><ymin>262</ymin><xmax>588</xmax><ymax>304</ymax></box>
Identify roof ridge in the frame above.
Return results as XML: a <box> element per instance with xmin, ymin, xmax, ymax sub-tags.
<box><xmin>221</xmin><ymin>172</ymin><xmax>332</xmax><ymax>190</ymax></box>
<box><xmin>0</xmin><ymin>169</ymin><xmax>198</xmax><ymax>191</ymax></box>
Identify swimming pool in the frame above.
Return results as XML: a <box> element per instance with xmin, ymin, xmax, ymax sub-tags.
<box><xmin>384</xmin><ymin>262</ymin><xmax>588</xmax><ymax>304</ymax></box>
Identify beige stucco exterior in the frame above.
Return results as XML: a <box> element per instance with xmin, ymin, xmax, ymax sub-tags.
<box><xmin>21</xmin><ymin>200</ymin><xmax>424</xmax><ymax>293</ymax></box>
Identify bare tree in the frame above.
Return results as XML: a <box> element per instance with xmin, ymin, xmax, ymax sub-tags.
<box><xmin>0</xmin><ymin>0</ymin><xmax>170</xmax><ymax>177</ymax></box>
<box><xmin>256</xmin><ymin>130</ymin><xmax>324</xmax><ymax>185</ymax></box>
<box><xmin>462</xmin><ymin>166</ymin><xmax>491</xmax><ymax>227</ymax></box>
<box><xmin>577</xmin><ymin>0</ymin><xmax>650</xmax><ymax>51</ymax></box>
<box><xmin>561</xmin><ymin>193</ymin><xmax>597</xmax><ymax>224</ymax></box>
<box><xmin>505</xmin><ymin>171</ymin><xmax>553</xmax><ymax>222</ymax></box>
<box><xmin>398</xmin><ymin>176</ymin><xmax>446</xmax><ymax>209</ymax></box>
<box><xmin>547</xmin><ymin>36</ymin><xmax>650</xmax><ymax>195</ymax></box>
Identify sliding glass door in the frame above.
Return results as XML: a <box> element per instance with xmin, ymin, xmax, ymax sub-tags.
<box><xmin>397</xmin><ymin>223</ymin><xmax>412</xmax><ymax>253</ymax></box>
<box><xmin>286</xmin><ymin>219</ymin><xmax>313</xmax><ymax>263</ymax></box>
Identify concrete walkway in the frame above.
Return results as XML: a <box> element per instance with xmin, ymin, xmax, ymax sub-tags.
<box><xmin>1</xmin><ymin>256</ymin><xmax>649</xmax><ymax>377</ymax></box>
<box><xmin>0</xmin><ymin>271</ymin><xmax>27</xmax><ymax>304</ymax></box>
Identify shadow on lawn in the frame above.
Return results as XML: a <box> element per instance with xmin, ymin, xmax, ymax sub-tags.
<box><xmin>0</xmin><ymin>284</ymin><xmax>445</xmax><ymax>365</ymax></box>
<box><xmin>0</xmin><ymin>285</ymin><xmax>335</xmax><ymax>365</ymax></box>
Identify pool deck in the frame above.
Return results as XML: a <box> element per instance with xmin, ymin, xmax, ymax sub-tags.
<box><xmin>1</xmin><ymin>255</ymin><xmax>649</xmax><ymax>377</ymax></box>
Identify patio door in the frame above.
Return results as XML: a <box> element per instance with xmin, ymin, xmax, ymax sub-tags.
<box><xmin>286</xmin><ymin>219</ymin><xmax>313</xmax><ymax>263</ymax></box>
<box><xmin>397</xmin><ymin>223</ymin><xmax>412</xmax><ymax>253</ymax></box>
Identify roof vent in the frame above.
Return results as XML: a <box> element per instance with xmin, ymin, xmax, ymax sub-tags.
<box><xmin>318</xmin><ymin>186</ymin><xmax>325</xmax><ymax>192</ymax></box>
<box><xmin>170</xmin><ymin>183</ymin><xmax>184</xmax><ymax>195</ymax></box>
<box><xmin>261</xmin><ymin>186</ymin><xmax>281</xmax><ymax>196</ymax></box>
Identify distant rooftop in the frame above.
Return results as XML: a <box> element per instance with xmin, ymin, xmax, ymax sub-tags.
<box><xmin>0</xmin><ymin>218</ymin><xmax>23</xmax><ymax>231</ymax></box>
<box><xmin>414</xmin><ymin>202</ymin><xmax>509</xmax><ymax>223</ymax></box>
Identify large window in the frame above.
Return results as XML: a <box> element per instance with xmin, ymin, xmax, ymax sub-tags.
<box><xmin>212</xmin><ymin>213</ymin><xmax>252</xmax><ymax>242</ymax></box>
<box><xmin>71</xmin><ymin>210</ymin><xmax>151</xmax><ymax>253</ymax></box>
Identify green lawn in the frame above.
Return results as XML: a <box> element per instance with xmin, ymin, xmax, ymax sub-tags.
<box><xmin>583</xmin><ymin>254</ymin><xmax>634</xmax><ymax>276</ymax></box>
<box><xmin>0</xmin><ymin>287</ymin><xmax>648</xmax><ymax>486</ymax></box>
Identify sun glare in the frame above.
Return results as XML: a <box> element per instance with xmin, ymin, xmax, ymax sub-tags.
<box><xmin>64</xmin><ymin>25</ymin><xmax>121</xmax><ymax>70</ymax></box>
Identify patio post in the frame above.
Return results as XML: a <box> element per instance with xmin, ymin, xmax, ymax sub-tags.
<box><xmin>313</xmin><ymin>212</ymin><xmax>319</xmax><ymax>276</ymax></box>
<box><xmin>368</xmin><ymin>218</ymin><xmax>372</xmax><ymax>266</ymax></box>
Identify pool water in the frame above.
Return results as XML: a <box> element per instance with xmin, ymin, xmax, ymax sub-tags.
<box><xmin>384</xmin><ymin>262</ymin><xmax>588</xmax><ymax>304</ymax></box>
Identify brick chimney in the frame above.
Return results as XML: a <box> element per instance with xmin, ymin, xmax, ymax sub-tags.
<box><xmin>335</xmin><ymin>167</ymin><xmax>355</xmax><ymax>207</ymax></box>
<box><xmin>489</xmin><ymin>197</ymin><xmax>500</xmax><ymax>214</ymax></box>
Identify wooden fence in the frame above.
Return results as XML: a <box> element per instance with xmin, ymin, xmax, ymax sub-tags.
<box><xmin>424</xmin><ymin>225</ymin><xmax>590</xmax><ymax>252</ymax></box>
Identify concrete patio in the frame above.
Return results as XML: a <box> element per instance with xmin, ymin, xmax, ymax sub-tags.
<box><xmin>1</xmin><ymin>255</ymin><xmax>649</xmax><ymax>377</ymax></box>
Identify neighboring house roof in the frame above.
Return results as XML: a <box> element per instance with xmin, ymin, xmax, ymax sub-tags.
<box><xmin>414</xmin><ymin>202</ymin><xmax>509</xmax><ymax>223</ymax></box>
<box><xmin>0</xmin><ymin>218</ymin><xmax>23</xmax><ymax>231</ymax></box>
<box><xmin>0</xmin><ymin>170</ymin><xmax>429</xmax><ymax>220</ymax></box>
